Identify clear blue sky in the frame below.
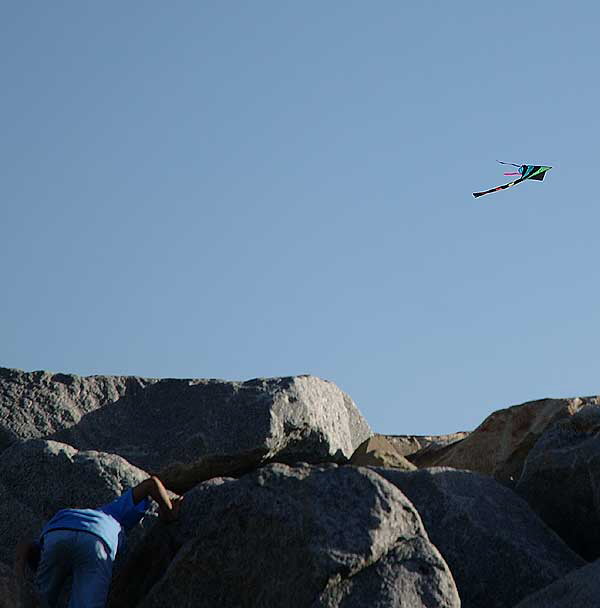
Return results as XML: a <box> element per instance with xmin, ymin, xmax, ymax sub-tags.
<box><xmin>2</xmin><ymin>2</ymin><xmax>599</xmax><ymax>435</ymax></box>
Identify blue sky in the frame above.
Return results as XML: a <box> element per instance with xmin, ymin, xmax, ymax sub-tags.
<box><xmin>2</xmin><ymin>2</ymin><xmax>599</xmax><ymax>435</ymax></box>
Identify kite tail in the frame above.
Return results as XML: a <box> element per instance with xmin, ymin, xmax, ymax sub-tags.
<box><xmin>503</xmin><ymin>172</ymin><xmax>520</xmax><ymax>175</ymax></box>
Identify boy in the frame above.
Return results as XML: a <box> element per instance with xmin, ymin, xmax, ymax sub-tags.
<box><xmin>15</xmin><ymin>476</ymin><xmax>183</xmax><ymax>608</ymax></box>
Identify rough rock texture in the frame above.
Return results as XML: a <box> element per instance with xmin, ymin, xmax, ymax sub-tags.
<box><xmin>413</xmin><ymin>397</ymin><xmax>599</xmax><ymax>481</ymax></box>
<box><xmin>5</xmin><ymin>364</ymin><xmax>597</xmax><ymax>607</ymax></box>
<box><xmin>0</xmin><ymin>563</ymin><xmax>37</xmax><ymax>608</ymax></box>
<box><xmin>349</xmin><ymin>436</ymin><xmax>416</xmax><ymax>470</ymax></box>
<box><xmin>0</xmin><ymin>563</ymin><xmax>20</xmax><ymax>608</ymax></box>
<box><xmin>0</xmin><ymin>564</ymin><xmax>19</xmax><ymax>608</ymax></box>
<box><xmin>109</xmin><ymin>464</ymin><xmax>460</xmax><ymax>608</ymax></box>
<box><xmin>0</xmin><ymin>369</ymin><xmax>371</xmax><ymax>490</ymax></box>
<box><xmin>0</xmin><ymin>439</ymin><xmax>154</xmax><ymax>569</ymax></box>
<box><xmin>385</xmin><ymin>432</ymin><xmax>468</xmax><ymax>458</ymax></box>
<box><xmin>375</xmin><ymin>467</ymin><xmax>585</xmax><ymax>608</ymax></box>
<box><xmin>517</xmin><ymin>404</ymin><xmax>600</xmax><ymax>560</ymax></box>
<box><xmin>514</xmin><ymin>560</ymin><xmax>600</xmax><ymax>608</ymax></box>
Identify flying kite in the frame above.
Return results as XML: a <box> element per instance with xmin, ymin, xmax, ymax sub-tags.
<box><xmin>473</xmin><ymin>161</ymin><xmax>552</xmax><ymax>198</ymax></box>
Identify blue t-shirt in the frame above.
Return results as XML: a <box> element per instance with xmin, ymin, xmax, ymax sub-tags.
<box><xmin>40</xmin><ymin>489</ymin><xmax>150</xmax><ymax>560</ymax></box>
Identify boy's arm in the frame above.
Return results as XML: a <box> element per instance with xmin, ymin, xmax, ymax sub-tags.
<box><xmin>132</xmin><ymin>476</ymin><xmax>183</xmax><ymax>522</ymax></box>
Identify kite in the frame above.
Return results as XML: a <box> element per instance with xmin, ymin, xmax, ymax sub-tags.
<box><xmin>473</xmin><ymin>161</ymin><xmax>552</xmax><ymax>198</ymax></box>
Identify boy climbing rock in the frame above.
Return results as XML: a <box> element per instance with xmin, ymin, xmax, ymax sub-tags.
<box><xmin>15</xmin><ymin>476</ymin><xmax>183</xmax><ymax>608</ymax></box>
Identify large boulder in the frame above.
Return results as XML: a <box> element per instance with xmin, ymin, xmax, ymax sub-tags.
<box><xmin>0</xmin><ymin>369</ymin><xmax>372</xmax><ymax>491</ymax></box>
<box><xmin>0</xmin><ymin>440</ymin><xmax>154</xmax><ymax>569</ymax></box>
<box><xmin>413</xmin><ymin>397</ymin><xmax>599</xmax><ymax>481</ymax></box>
<box><xmin>375</xmin><ymin>467</ymin><xmax>584</xmax><ymax>608</ymax></box>
<box><xmin>109</xmin><ymin>463</ymin><xmax>460</xmax><ymax>608</ymax></box>
<box><xmin>517</xmin><ymin>404</ymin><xmax>600</xmax><ymax>560</ymax></box>
<box><xmin>514</xmin><ymin>560</ymin><xmax>600</xmax><ymax>608</ymax></box>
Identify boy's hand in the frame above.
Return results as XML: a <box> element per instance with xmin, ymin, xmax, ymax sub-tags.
<box><xmin>159</xmin><ymin>495</ymin><xmax>184</xmax><ymax>523</ymax></box>
<box><xmin>134</xmin><ymin>476</ymin><xmax>184</xmax><ymax>523</ymax></box>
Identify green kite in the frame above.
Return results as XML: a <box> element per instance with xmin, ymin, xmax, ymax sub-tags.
<box><xmin>473</xmin><ymin>161</ymin><xmax>552</xmax><ymax>198</ymax></box>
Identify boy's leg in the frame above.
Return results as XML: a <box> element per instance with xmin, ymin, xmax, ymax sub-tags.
<box><xmin>68</xmin><ymin>532</ymin><xmax>113</xmax><ymax>608</ymax></box>
<box><xmin>36</xmin><ymin>530</ymin><xmax>75</xmax><ymax>608</ymax></box>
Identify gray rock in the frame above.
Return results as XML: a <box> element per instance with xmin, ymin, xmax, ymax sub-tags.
<box><xmin>0</xmin><ymin>483</ymin><xmax>43</xmax><ymax>571</ymax></box>
<box><xmin>0</xmin><ymin>369</ymin><xmax>372</xmax><ymax>489</ymax></box>
<box><xmin>0</xmin><ymin>561</ymin><xmax>37</xmax><ymax>608</ymax></box>
<box><xmin>0</xmin><ymin>369</ymin><xmax>132</xmax><ymax>450</ymax></box>
<box><xmin>514</xmin><ymin>559</ymin><xmax>600</xmax><ymax>608</ymax></box>
<box><xmin>375</xmin><ymin>467</ymin><xmax>584</xmax><ymax>608</ymax></box>
<box><xmin>516</xmin><ymin>404</ymin><xmax>600</xmax><ymax>560</ymax></box>
<box><xmin>314</xmin><ymin>537</ymin><xmax>458</xmax><ymax>608</ymax></box>
<box><xmin>109</xmin><ymin>464</ymin><xmax>460</xmax><ymax>608</ymax></box>
<box><xmin>0</xmin><ymin>439</ymin><xmax>154</xmax><ymax>569</ymax></box>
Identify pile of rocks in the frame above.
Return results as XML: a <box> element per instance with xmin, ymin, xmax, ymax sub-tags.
<box><xmin>0</xmin><ymin>366</ymin><xmax>598</xmax><ymax>607</ymax></box>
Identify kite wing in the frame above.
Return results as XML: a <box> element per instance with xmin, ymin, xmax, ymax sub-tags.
<box><xmin>528</xmin><ymin>171</ymin><xmax>548</xmax><ymax>181</ymax></box>
<box><xmin>473</xmin><ymin>165</ymin><xmax>552</xmax><ymax>198</ymax></box>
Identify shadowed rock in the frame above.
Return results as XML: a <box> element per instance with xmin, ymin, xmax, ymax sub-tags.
<box><xmin>517</xmin><ymin>404</ymin><xmax>600</xmax><ymax>560</ymax></box>
<box><xmin>514</xmin><ymin>559</ymin><xmax>600</xmax><ymax>608</ymax></box>
<box><xmin>157</xmin><ymin>449</ymin><xmax>267</xmax><ymax>494</ymax></box>
<box><xmin>0</xmin><ymin>562</ymin><xmax>38</xmax><ymax>608</ymax></box>
<box><xmin>109</xmin><ymin>464</ymin><xmax>460</xmax><ymax>608</ymax></box>
<box><xmin>375</xmin><ymin>467</ymin><xmax>585</xmax><ymax>608</ymax></box>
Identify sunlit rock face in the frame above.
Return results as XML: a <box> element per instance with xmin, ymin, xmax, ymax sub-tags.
<box><xmin>349</xmin><ymin>435</ymin><xmax>416</xmax><ymax>470</ymax></box>
<box><xmin>0</xmin><ymin>368</ymin><xmax>372</xmax><ymax>487</ymax></box>
<box><xmin>407</xmin><ymin>396</ymin><xmax>599</xmax><ymax>482</ymax></box>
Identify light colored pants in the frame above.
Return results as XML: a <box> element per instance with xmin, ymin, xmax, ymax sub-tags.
<box><xmin>36</xmin><ymin>530</ymin><xmax>113</xmax><ymax>608</ymax></box>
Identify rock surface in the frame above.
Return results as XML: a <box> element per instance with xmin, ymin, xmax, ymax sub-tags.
<box><xmin>514</xmin><ymin>559</ymin><xmax>600</xmax><ymax>608</ymax></box>
<box><xmin>375</xmin><ymin>467</ymin><xmax>585</xmax><ymax>608</ymax></box>
<box><xmin>3</xmin><ymin>366</ymin><xmax>600</xmax><ymax>608</ymax></box>
<box><xmin>349</xmin><ymin>435</ymin><xmax>416</xmax><ymax>470</ymax></box>
<box><xmin>0</xmin><ymin>369</ymin><xmax>372</xmax><ymax>490</ymax></box>
<box><xmin>109</xmin><ymin>464</ymin><xmax>460</xmax><ymax>608</ymax></box>
<box><xmin>517</xmin><ymin>404</ymin><xmax>600</xmax><ymax>560</ymax></box>
<box><xmin>412</xmin><ymin>397</ymin><xmax>599</xmax><ymax>481</ymax></box>
<box><xmin>0</xmin><ymin>562</ymin><xmax>37</xmax><ymax>608</ymax></box>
